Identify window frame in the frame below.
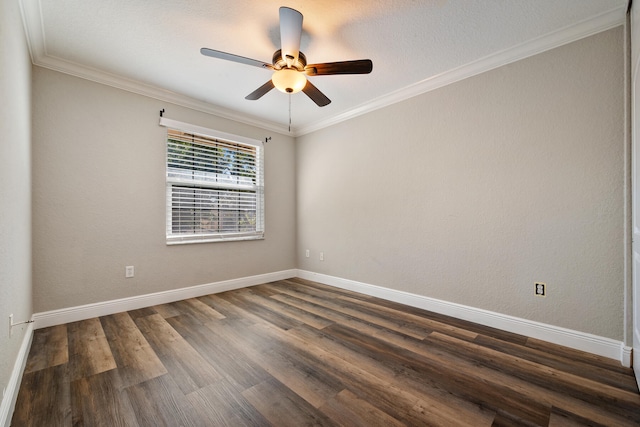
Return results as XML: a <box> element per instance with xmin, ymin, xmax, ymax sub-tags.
<box><xmin>160</xmin><ymin>117</ymin><xmax>264</xmax><ymax>245</ymax></box>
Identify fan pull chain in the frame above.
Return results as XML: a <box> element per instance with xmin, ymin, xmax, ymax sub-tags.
<box><xmin>288</xmin><ymin>94</ymin><xmax>292</xmax><ymax>132</ymax></box>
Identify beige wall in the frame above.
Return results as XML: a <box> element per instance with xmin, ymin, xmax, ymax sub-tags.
<box><xmin>32</xmin><ymin>68</ymin><xmax>297</xmax><ymax>312</ymax></box>
<box><xmin>0</xmin><ymin>0</ymin><xmax>33</xmax><ymax>401</ymax></box>
<box><xmin>296</xmin><ymin>27</ymin><xmax>625</xmax><ymax>340</ymax></box>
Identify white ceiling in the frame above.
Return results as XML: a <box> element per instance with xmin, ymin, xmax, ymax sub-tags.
<box><xmin>20</xmin><ymin>0</ymin><xmax>627</xmax><ymax>135</ymax></box>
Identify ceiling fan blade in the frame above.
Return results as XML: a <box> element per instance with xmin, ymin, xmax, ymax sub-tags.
<box><xmin>279</xmin><ymin>7</ymin><xmax>303</xmax><ymax>67</ymax></box>
<box><xmin>245</xmin><ymin>80</ymin><xmax>275</xmax><ymax>100</ymax></box>
<box><xmin>201</xmin><ymin>48</ymin><xmax>273</xmax><ymax>70</ymax></box>
<box><xmin>305</xmin><ymin>59</ymin><xmax>373</xmax><ymax>76</ymax></box>
<box><xmin>302</xmin><ymin>80</ymin><xmax>331</xmax><ymax>107</ymax></box>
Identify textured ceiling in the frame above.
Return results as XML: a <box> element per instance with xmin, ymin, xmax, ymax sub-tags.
<box><xmin>20</xmin><ymin>0</ymin><xmax>627</xmax><ymax>135</ymax></box>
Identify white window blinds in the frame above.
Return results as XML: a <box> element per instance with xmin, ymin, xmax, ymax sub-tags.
<box><xmin>161</xmin><ymin>118</ymin><xmax>264</xmax><ymax>244</ymax></box>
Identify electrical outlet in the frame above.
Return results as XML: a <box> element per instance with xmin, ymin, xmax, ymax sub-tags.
<box><xmin>535</xmin><ymin>282</ymin><xmax>546</xmax><ymax>297</ymax></box>
<box><xmin>305</xmin><ymin>249</ymin><xmax>310</xmax><ymax>258</ymax></box>
<box><xmin>9</xmin><ymin>314</ymin><xmax>13</xmax><ymax>338</ymax></box>
<box><xmin>320</xmin><ymin>252</ymin><xmax>324</xmax><ymax>261</ymax></box>
<box><xmin>125</xmin><ymin>266</ymin><xmax>135</xmax><ymax>278</ymax></box>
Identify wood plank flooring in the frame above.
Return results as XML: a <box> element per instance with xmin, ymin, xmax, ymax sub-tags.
<box><xmin>11</xmin><ymin>278</ymin><xmax>640</xmax><ymax>426</ymax></box>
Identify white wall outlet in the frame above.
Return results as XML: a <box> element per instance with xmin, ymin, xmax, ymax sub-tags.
<box><xmin>305</xmin><ymin>249</ymin><xmax>310</xmax><ymax>258</ymax></box>
<box><xmin>125</xmin><ymin>266</ymin><xmax>135</xmax><ymax>278</ymax></box>
<box><xmin>9</xmin><ymin>314</ymin><xmax>13</xmax><ymax>338</ymax></box>
<box><xmin>320</xmin><ymin>252</ymin><xmax>324</xmax><ymax>261</ymax></box>
<box><xmin>535</xmin><ymin>282</ymin><xmax>546</xmax><ymax>297</ymax></box>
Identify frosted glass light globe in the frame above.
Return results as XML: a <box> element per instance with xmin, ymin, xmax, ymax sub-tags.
<box><xmin>272</xmin><ymin>69</ymin><xmax>307</xmax><ymax>94</ymax></box>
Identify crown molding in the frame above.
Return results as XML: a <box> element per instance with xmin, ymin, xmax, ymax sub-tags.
<box><xmin>295</xmin><ymin>5</ymin><xmax>627</xmax><ymax>136</ymax></box>
<box><xmin>20</xmin><ymin>0</ymin><xmax>626</xmax><ymax>138</ymax></box>
<box><xmin>33</xmin><ymin>55</ymin><xmax>292</xmax><ymax>136</ymax></box>
<box><xmin>19</xmin><ymin>1</ymin><xmax>291</xmax><ymax>136</ymax></box>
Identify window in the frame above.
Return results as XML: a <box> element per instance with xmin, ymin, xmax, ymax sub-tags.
<box><xmin>161</xmin><ymin>118</ymin><xmax>264</xmax><ymax>244</ymax></box>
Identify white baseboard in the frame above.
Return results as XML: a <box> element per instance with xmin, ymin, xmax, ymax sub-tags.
<box><xmin>634</xmin><ymin>328</ymin><xmax>640</xmax><ymax>385</ymax></box>
<box><xmin>0</xmin><ymin>323</ymin><xmax>34</xmax><ymax>427</ymax></box>
<box><xmin>29</xmin><ymin>268</ymin><xmax>631</xmax><ymax>367</ymax></box>
<box><xmin>33</xmin><ymin>269</ymin><xmax>297</xmax><ymax>329</ymax></box>
<box><xmin>297</xmin><ymin>270</ymin><xmax>631</xmax><ymax>367</ymax></box>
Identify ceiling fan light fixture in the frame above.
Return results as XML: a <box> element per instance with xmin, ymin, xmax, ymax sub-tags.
<box><xmin>272</xmin><ymin>69</ymin><xmax>307</xmax><ymax>94</ymax></box>
<box><xmin>201</xmin><ymin>7</ymin><xmax>370</xmax><ymax>107</ymax></box>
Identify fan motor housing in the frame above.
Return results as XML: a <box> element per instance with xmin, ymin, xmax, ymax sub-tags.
<box><xmin>272</xmin><ymin>49</ymin><xmax>307</xmax><ymax>71</ymax></box>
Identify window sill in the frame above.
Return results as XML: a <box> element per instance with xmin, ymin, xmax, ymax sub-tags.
<box><xmin>166</xmin><ymin>233</ymin><xmax>264</xmax><ymax>245</ymax></box>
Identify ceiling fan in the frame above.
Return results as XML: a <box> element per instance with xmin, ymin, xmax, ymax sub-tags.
<box><xmin>201</xmin><ymin>6</ymin><xmax>373</xmax><ymax>107</ymax></box>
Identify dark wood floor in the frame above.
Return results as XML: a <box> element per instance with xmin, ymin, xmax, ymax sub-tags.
<box><xmin>11</xmin><ymin>278</ymin><xmax>640</xmax><ymax>426</ymax></box>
